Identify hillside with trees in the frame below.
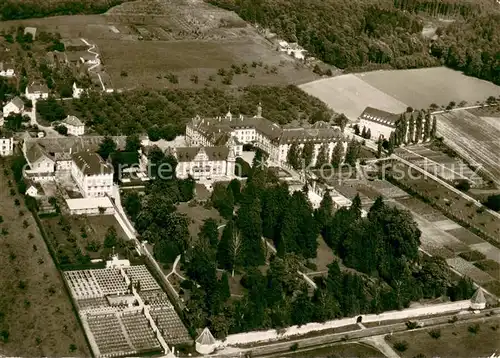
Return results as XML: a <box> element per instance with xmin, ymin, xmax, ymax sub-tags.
<box><xmin>209</xmin><ymin>0</ymin><xmax>500</xmax><ymax>84</ymax></box>
<box><xmin>0</xmin><ymin>0</ymin><xmax>128</xmax><ymax>20</ymax></box>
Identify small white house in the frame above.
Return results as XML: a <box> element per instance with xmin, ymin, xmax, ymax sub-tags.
<box><xmin>106</xmin><ymin>254</ymin><xmax>130</xmax><ymax>269</ymax></box>
<box><xmin>3</xmin><ymin>96</ymin><xmax>24</xmax><ymax>118</ymax></box>
<box><xmin>62</xmin><ymin>115</ymin><xmax>85</xmax><ymax>136</ymax></box>
<box><xmin>26</xmin><ymin>181</ymin><xmax>43</xmax><ymax>197</ymax></box>
<box><xmin>25</xmin><ymin>82</ymin><xmax>49</xmax><ymax>101</ymax></box>
<box><xmin>72</xmin><ymin>82</ymin><xmax>86</xmax><ymax>99</ymax></box>
<box><xmin>0</xmin><ymin>136</ymin><xmax>14</xmax><ymax>156</ymax></box>
<box><xmin>0</xmin><ymin>63</ymin><xmax>15</xmax><ymax>78</ymax></box>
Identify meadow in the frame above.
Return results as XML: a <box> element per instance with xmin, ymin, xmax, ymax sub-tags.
<box><xmin>0</xmin><ymin>161</ymin><xmax>89</xmax><ymax>357</ymax></box>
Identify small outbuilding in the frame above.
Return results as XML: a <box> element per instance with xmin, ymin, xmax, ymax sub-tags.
<box><xmin>65</xmin><ymin>197</ymin><xmax>115</xmax><ymax>216</ymax></box>
<box><xmin>195</xmin><ymin>327</ymin><xmax>217</xmax><ymax>355</ymax></box>
<box><xmin>470</xmin><ymin>288</ymin><xmax>486</xmax><ymax>310</ymax></box>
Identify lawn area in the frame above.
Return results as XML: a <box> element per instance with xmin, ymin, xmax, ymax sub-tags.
<box><xmin>0</xmin><ymin>164</ymin><xmax>89</xmax><ymax>356</ymax></box>
<box><xmin>42</xmin><ymin>214</ymin><xmax>130</xmax><ymax>265</ymax></box>
<box><xmin>386</xmin><ymin>316</ymin><xmax>500</xmax><ymax>358</ymax></box>
<box><xmin>291</xmin><ymin>342</ymin><xmax>384</xmax><ymax>358</ymax></box>
<box><xmin>176</xmin><ymin>202</ymin><xmax>224</xmax><ymax>239</ymax></box>
<box><xmin>311</xmin><ymin>236</ymin><xmax>335</xmax><ymax>272</ymax></box>
<box><xmin>475</xmin><ymin>259</ymin><xmax>500</xmax><ymax>279</ymax></box>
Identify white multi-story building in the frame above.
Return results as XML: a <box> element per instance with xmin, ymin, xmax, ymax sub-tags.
<box><xmin>186</xmin><ymin>104</ymin><xmax>344</xmax><ymax>167</ymax></box>
<box><xmin>62</xmin><ymin>115</ymin><xmax>85</xmax><ymax>136</ymax></box>
<box><xmin>71</xmin><ymin>151</ymin><xmax>114</xmax><ymax>198</ymax></box>
<box><xmin>174</xmin><ymin>145</ymin><xmax>236</xmax><ymax>180</ymax></box>
<box><xmin>2</xmin><ymin>96</ymin><xmax>24</xmax><ymax>118</ymax></box>
<box><xmin>0</xmin><ymin>136</ymin><xmax>13</xmax><ymax>156</ymax></box>
<box><xmin>25</xmin><ymin>82</ymin><xmax>49</xmax><ymax>101</ymax></box>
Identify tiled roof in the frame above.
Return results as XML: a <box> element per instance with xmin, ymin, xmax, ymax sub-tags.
<box><xmin>190</xmin><ymin>114</ymin><xmax>282</xmax><ymax>142</ymax></box>
<box><xmin>8</xmin><ymin>96</ymin><xmax>24</xmax><ymax>109</ymax></box>
<box><xmin>72</xmin><ymin>151</ymin><xmax>113</xmax><ymax>176</ymax></box>
<box><xmin>25</xmin><ymin>143</ymin><xmax>52</xmax><ymax>165</ymax></box>
<box><xmin>176</xmin><ymin>146</ymin><xmax>229</xmax><ymax>162</ymax></box>
<box><xmin>25</xmin><ymin>136</ymin><xmax>126</xmax><ymax>154</ymax></box>
<box><xmin>471</xmin><ymin>288</ymin><xmax>486</xmax><ymax>304</ymax></box>
<box><xmin>196</xmin><ymin>327</ymin><xmax>216</xmax><ymax>345</ymax></box>
<box><xmin>359</xmin><ymin>106</ymin><xmax>399</xmax><ymax>127</ymax></box>
<box><xmin>63</xmin><ymin>115</ymin><xmax>84</xmax><ymax>127</ymax></box>
<box><xmin>278</xmin><ymin>127</ymin><xmax>343</xmax><ymax>144</ymax></box>
<box><xmin>27</xmin><ymin>82</ymin><xmax>49</xmax><ymax>93</ymax></box>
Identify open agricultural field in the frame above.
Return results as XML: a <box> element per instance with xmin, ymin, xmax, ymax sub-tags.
<box><xmin>299</xmin><ymin>74</ymin><xmax>408</xmax><ymax>120</ymax></box>
<box><xmin>436</xmin><ymin>109</ymin><xmax>500</xmax><ymax>184</ymax></box>
<box><xmin>395</xmin><ymin>144</ymin><xmax>486</xmax><ymax>187</ymax></box>
<box><xmin>385</xmin><ymin>316</ymin><xmax>500</xmax><ymax>358</ymax></box>
<box><xmin>0</xmin><ymin>0</ymin><xmax>318</xmax><ymax>90</ymax></box>
<box><xmin>0</xmin><ymin>162</ymin><xmax>89</xmax><ymax>356</ymax></box>
<box><xmin>98</xmin><ymin>37</ymin><xmax>316</xmax><ymax>90</ymax></box>
<box><xmin>384</xmin><ymin>161</ymin><xmax>500</xmax><ymax>246</ymax></box>
<box><xmin>357</xmin><ymin>67</ymin><xmax>500</xmax><ymax>109</ymax></box>
<box><xmin>300</xmin><ymin>67</ymin><xmax>500</xmax><ymax>121</ymax></box>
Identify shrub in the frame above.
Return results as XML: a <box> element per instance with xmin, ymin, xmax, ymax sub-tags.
<box><xmin>180</xmin><ymin>279</ymin><xmax>194</xmax><ymax>290</ymax></box>
<box><xmin>406</xmin><ymin>321</ymin><xmax>418</xmax><ymax>330</ymax></box>
<box><xmin>428</xmin><ymin>329</ymin><xmax>441</xmax><ymax>339</ymax></box>
<box><xmin>455</xmin><ymin>179</ymin><xmax>470</xmax><ymax>192</ymax></box>
<box><xmin>55</xmin><ymin>124</ymin><xmax>68</xmax><ymax>135</ymax></box>
<box><xmin>468</xmin><ymin>324</ymin><xmax>480</xmax><ymax>334</ymax></box>
<box><xmin>290</xmin><ymin>343</ymin><xmax>299</xmax><ymax>351</ymax></box>
<box><xmin>484</xmin><ymin>194</ymin><xmax>500</xmax><ymax>211</ymax></box>
<box><xmin>393</xmin><ymin>340</ymin><xmax>409</xmax><ymax>352</ymax></box>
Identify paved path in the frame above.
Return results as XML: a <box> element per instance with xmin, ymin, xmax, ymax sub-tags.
<box><xmin>212</xmin><ymin>309</ymin><xmax>497</xmax><ymax>357</ymax></box>
<box><xmin>166</xmin><ymin>255</ymin><xmax>186</xmax><ymax>281</ymax></box>
<box><xmin>361</xmin><ymin>336</ymin><xmax>400</xmax><ymax>358</ymax></box>
<box><xmin>263</xmin><ymin>238</ymin><xmax>317</xmax><ymax>289</ymax></box>
<box><xmin>80</xmin><ymin>38</ymin><xmax>106</xmax><ymax>91</ymax></box>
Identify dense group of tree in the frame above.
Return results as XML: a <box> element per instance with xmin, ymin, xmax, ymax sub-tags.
<box><xmin>122</xmin><ymin>145</ymin><xmax>195</xmax><ymax>264</ymax></box>
<box><xmin>172</xmin><ymin>152</ymin><xmax>475</xmax><ymax>337</ymax></box>
<box><xmin>383</xmin><ymin>109</ymin><xmax>438</xmax><ymax>154</ymax></box>
<box><xmin>54</xmin><ymin>86</ymin><xmax>333</xmax><ymax>137</ymax></box>
<box><xmin>209</xmin><ymin>0</ymin><xmax>500</xmax><ymax>84</ymax></box>
<box><xmin>0</xmin><ymin>0</ymin><xmax>126</xmax><ymax>20</ymax></box>
<box><xmin>286</xmin><ymin>138</ymin><xmax>362</xmax><ymax>170</ymax></box>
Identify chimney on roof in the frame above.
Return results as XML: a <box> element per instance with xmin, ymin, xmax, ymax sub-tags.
<box><xmin>69</xmin><ymin>147</ymin><xmax>72</xmax><ymax>155</ymax></box>
<box><xmin>239</xmin><ymin>114</ymin><xmax>243</xmax><ymax>120</ymax></box>
<box><xmin>257</xmin><ymin>102</ymin><xmax>262</xmax><ymax>118</ymax></box>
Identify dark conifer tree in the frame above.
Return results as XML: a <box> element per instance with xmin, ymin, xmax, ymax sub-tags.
<box><xmin>331</xmin><ymin>140</ymin><xmax>344</xmax><ymax>168</ymax></box>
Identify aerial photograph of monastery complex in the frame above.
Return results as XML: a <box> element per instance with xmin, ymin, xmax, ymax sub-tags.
<box><xmin>0</xmin><ymin>0</ymin><xmax>499</xmax><ymax>357</ymax></box>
